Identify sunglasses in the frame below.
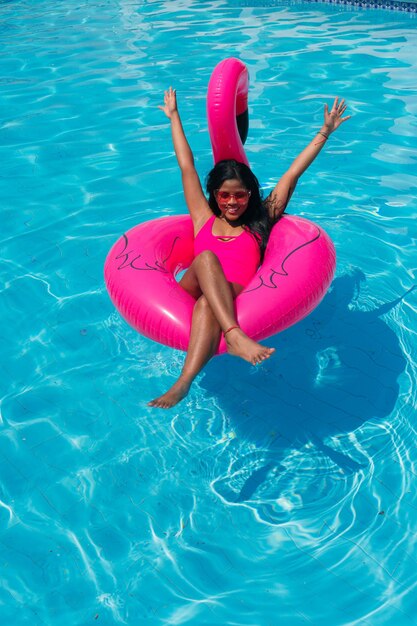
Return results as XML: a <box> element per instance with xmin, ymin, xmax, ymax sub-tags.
<box><xmin>215</xmin><ymin>190</ymin><xmax>251</xmax><ymax>203</ymax></box>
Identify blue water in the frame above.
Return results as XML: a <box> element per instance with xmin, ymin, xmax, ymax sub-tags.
<box><xmin>1</xmin><ymin>1</ymin><xmax>417</xmax><ymax>624</ymax></box>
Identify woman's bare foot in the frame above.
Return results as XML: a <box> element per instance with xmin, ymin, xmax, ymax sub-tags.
<box><xmin>148</xmin><ymin>378</ymin><xmax>191</xmax><ymax>409</ymax></box>
<box><xmin>225</xmin><ymin>327</ymin><xmax>275</xmax><ymax>365</ymax></box>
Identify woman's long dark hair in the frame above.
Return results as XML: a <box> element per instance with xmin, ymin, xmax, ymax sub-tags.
<box><xmin>206</xmin><ymin>159</ymin><xmax>271</xmax><ymax>261</ymax></box>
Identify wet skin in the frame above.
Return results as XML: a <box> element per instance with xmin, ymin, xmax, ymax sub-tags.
<box><xmin>148</xmin><ymin>180</ymin><xmax>274</xmax><ymax>409</ymax></box>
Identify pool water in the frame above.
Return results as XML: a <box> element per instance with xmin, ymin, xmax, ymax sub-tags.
<box><xmin>1</xmin><ymin>1</ymin><xmax>417</xmax><ymax>624</ymax></box>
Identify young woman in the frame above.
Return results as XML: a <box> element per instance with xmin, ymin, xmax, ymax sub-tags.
<box><xmin>148</xmin><ymin>87</ymin><xmax>350</xmax><ymax>408</ymax></box>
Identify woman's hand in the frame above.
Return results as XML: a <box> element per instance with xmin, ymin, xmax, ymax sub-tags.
<box><xmin>158</xmin><ymin>86</ymin><xmax>178</xmax><ymax>119</ymax></box>
<box><xmin>323</xmin><ymin>97</ymin><xmax>351</xmax><ymax>135</ymax></box>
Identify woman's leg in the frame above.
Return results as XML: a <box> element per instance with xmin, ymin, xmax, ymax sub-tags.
<box><xmin>148</xmin><ymin>251</ymin><xmax>274</xmax><ymax>408</ymax></box>
<box><xmin>148</xmin><ymin>295</ymin><xmax>221</xmax><ymax>408</ymax></box>
<box><xmin>184</xmin><ymin>251</ymin><xmax>275</xmax><ymax>365</ymax></box>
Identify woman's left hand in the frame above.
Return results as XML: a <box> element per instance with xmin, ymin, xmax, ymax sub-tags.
<box><xmin>323</xmin><ymin>97</ymin><xmax>351</xmax><ymax>135</ymax></box>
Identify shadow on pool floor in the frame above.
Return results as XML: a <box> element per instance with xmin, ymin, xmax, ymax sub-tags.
<box><xmin>200</xmin><ymin>270</ymin><xmax>415</xmax><ymax>509</ymax></box>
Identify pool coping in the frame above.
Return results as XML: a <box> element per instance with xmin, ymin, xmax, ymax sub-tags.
<box><xmin>234</xmin><ymin>0</ymin><xmax>417</xmax><ymax>11</ymax></box>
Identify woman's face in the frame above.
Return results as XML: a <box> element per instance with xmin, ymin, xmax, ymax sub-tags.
<box><xmin>214</xmin><ymin>178</ymin><xmax>251</xmax><ymax>222</ymax></box>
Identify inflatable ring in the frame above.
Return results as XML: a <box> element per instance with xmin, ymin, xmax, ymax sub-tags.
<box><xmin>104</xmin><ymin>58</ymin><xmax>336</xmax><ymax>354</ymax></box>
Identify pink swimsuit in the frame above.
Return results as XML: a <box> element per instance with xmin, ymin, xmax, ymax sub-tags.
<box><xmin>194</xmin><ymin>215</ymin><xmax>261</xmax><ymax>287</ymax></box>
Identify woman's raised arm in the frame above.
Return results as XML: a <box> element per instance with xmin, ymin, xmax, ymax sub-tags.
<box><xmin>265</xmin><ymin>97</ymin><xmax>351</xmax><ymax>222</ymax></box>
<box><xmin>159</xmin><ymin>88</ymin><xmax>211</xmax><ymax>230</ymax></box>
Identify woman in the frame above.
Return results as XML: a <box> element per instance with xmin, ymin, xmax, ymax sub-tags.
<box><xmin>148</xmin><ymin>87</ymin><xmax>350</xmax><ymax>408</ymax></box>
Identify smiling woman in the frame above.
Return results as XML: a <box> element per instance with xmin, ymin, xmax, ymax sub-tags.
<box><xmin>105</xmin><ymin>58</ymin><xmax>347</xmax><ymax>408</ymax></box>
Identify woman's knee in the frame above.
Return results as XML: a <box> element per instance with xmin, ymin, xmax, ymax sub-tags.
<box><xmin>194</xmin><ymin>249</ymin><xmax>221</xmax><ymax>268</ymax></box>
<box><xmin>194</xmin><ymin>294</ymin><xmax>211</xmax><ymax>312</ymax></box>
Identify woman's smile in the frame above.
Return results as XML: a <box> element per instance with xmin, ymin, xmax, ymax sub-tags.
<box><xmin>215</xmin><ymin>178</ymin><xmax>250</xmax><ymax>220</ymax></box>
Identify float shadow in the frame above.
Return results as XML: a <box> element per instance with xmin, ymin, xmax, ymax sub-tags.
<box><xmin>201</xmin><ymin>271</ymin><xmax>412</xmax><ymax>506</ymax></box>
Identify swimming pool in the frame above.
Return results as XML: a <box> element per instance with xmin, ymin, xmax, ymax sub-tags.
<box><xmin>1</xmin><ymin>0</ymin><xmax>417</xmax><ymax>624</ymax></box>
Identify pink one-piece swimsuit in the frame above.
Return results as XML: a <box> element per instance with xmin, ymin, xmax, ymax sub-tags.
<box><xmin>194</xmin><ymin>215</ymin><xmax>261</xmax><ymax>287</ymax></box>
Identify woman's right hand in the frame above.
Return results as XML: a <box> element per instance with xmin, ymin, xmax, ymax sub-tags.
<box><xmin>158</xmin><ymin>87</ymin><xmax>178</xmax><ymax>119</ymax></box>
